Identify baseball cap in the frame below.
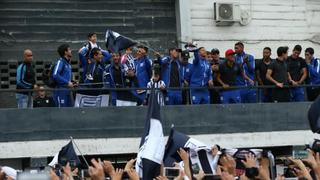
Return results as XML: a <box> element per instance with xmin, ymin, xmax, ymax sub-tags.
<box><xmin>225</xmin><ymin>49</ymin><xmax>235</xmax><ymax>57</ymax></box>
<box><xmin>1</xmin><ymin>166</ymin><xmax>17</xmax><ymax>179</ymax></box>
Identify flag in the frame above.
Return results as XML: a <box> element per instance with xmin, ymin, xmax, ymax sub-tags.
<box><xmin>135</xmin><ymin>88</ymin><xmax>165</xmax><ymax>179</ymax></box>
<box><xmin>48</xmin><ymin>140</ymin><xmax>81</xmax><ymax>168</ymax></box>
<box><xmin>105</xmin><ymin>30</ymin><xmax>137</xmax><ymax>53</ymax></box>
<box><xmin>308</xmin><ymin>95</ymin><xmax>320</xmax><ymax>133</ymax></box>
<box><xmin>163</xmin><ymin>128</ymin><xmax>219</xmax><ymax>175</ymax></box>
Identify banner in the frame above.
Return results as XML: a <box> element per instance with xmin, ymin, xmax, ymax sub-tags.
<box><xmin>74</xmin><ymin>93</ymin><xmax>109</xmax><ymax>107</ymax></box>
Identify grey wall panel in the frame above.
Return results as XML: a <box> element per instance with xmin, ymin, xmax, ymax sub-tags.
<box><xmin>0</xmin><ymin>102</ymin><xmax>312</xmax><ymax>142</ymax></box>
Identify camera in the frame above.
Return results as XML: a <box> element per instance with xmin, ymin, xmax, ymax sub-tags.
<box><xmin>308</xmin><ymin>139</ymin><xmax>320</xmax><ymax>153</ymax></box>
<box><xmin>181</xmin><ymin>50</ymin><xmax>190</xmax><ymax>61</ymax></box>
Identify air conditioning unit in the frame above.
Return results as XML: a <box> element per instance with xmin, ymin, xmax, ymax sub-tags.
<box><xmin>214</xmin><ymin>2</ymin><xmax>241</xmax><ymax>22</ymax></box>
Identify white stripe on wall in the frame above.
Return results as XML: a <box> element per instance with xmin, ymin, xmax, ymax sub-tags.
<box><xmin>0</xmin><ymin>130</ymin><xmax>317</xmax><ymax>159</ymax></box>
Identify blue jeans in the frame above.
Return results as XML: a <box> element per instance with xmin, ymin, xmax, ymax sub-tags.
<box><xmin>16</xmin><ymin>93</ymin><xmax>33</xmax><ymax>108</ymax></box>
<box><xmin>290</xmin><ymin>87</ymin><xmax>305</xmax><ymax>102</ymax></box>
<box><xmin>259</xmin><ymin>88</ymin><xmax>273</xmax><ymax>103</ymax></box>
<box><xmin>190</xmin><ymin>89</ymin><xmax>209</xmax><ymax>104</ymax></box>
<box><xmin>220</xmin><ymin>90</ymin><xmax>241</xmax><ymax>104</ymax></box>
<box><xmin>240</xmin><ymin>88</ymin><xmax>257</xmax><ymax>103</ymax></box>
<box><xmin>165</xmin><ymin>90</ymin><xmax>182</xmax><ymax>105</ymax></box>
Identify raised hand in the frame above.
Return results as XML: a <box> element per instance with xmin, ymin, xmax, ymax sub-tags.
<box><xmin>110</xmin><ymin>168</ymin><xmax>124</xmax><ymax>180</ymax></box>
<box><xmin>127</xmin><ymin>168</ymin><xmax>140</xmax><ymax>180</ymax></box>
<box><xmin>124</xmin><ymin>159</ymin><xmax>136</xmax><ymax>171</ymax></box>
<box><xmin>102</xmin><ymin>160</ymin><xmax>115</xmax><ymax>176</ymax></box>
<box><xmin>241</xmin><ymin>153</ymin><xmax>257</xmax><ymax>168</ymax></box>
<box><xmin>219</xmin><ymin>155</ymin><xmax>236</xmax><ymax>176</ymax></box>
<box><xmin>89</xmin><ymin>158</ymin><xmax>105</xmax><ymax>180</ymax></box>
<box><xmin>177</xmin><ymin>148</ymin><xmax>189</xmax><ymax>162</ymax></box>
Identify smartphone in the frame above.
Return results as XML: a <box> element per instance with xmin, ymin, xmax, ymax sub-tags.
<box><xmin>284</xmin><ymin>167</ymin><xmax>296</xmax><ymax>178</ymax></box>
<box><xmin>192</xmin><ymin>163</ymin><xmax>200</xmax><ymax>174</ymax></box>
<box><xmin>164</xmin><ymin>167</ymin><xmax>180</xmax><ymax>178</ymax></box>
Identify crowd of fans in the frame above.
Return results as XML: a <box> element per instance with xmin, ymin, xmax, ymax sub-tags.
<box><xmin>2</xmin><ymin>141</ymin><xmax>320</xmax><ymax>180</ymax></box>
<box><xmin>15</xmin><ymin>32</ymin><xmax>320</xmax><ymax>108</ymax></box>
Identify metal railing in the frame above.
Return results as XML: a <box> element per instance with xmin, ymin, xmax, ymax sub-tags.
<box><xmin>1</xmin><ymin>83</ymin><xmax>319</xmax><ymax>109</ymax></box>
<box><xmin>4</xmin><ymin>83</ymin><xmax>320</xmax><ymax>93</ymax></box>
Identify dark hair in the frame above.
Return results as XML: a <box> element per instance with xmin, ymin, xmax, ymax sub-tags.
<box><xmin>305</xmin><ymin>47</ymin><xmax>315</xmax><ymax>55</ymax></box>
<box><xmin>88</xmin><ymin>32</ymin><xmax>97</xmax><ymax>39</ymax></box>
<box><xmin>91</xmin><ymin>47</ymin><xmax>101</xmax><ymax>56</ymax></box>
<box><xmin>112</xmin><ymin>52</ymin><xmax>121</xmax><ymax>56</ymax></box>
<box><xmin>206</xmin><ymin>51</ymin><xmax>211</xmax><ymax>55</ymax></box>
<box><xmin>168</xmin><ymin>48</ymin><xmax>177</xmax><ymax>54</ymax></box>
<box><xmin>211</xmin><ymin>48</ymin><xmax>220</xmax><ymax>54</ymax></box>
<box><xmin>293</xmin><ymin>45</ymin><xmax>302</xmax><ymax>52</ymax></box>
<box><xmin>235</xmin><ymin>41</ymin><xmax>244</xmax><ymax>47</ymax></box>
<box><xmin>199</xmin><ymin>47</ymin><xmax>205</xmax><ymax>51</ymax></box>
<box><xmin>57</xmin><ymin>44</ymin><xmax>70</xmax><ymax>57</ymax></box>
<box><xmin>153</xmin><ymin>63</ymin><xmax>161</xmax><ymax>75</ymax></box>
<box><xmin>277</xmin><ymin>46</ymin><xmax>289</xmax><ymax>57</ymax></box>
<box><xmin>263</xmin><ymin>47</ymin><xmax>271</xmax><ymax>52</ymax></box>
<box><xmin>137</xmin><ymin>45</ymin><xmax>148</xmax><ymax>53</ymax></box>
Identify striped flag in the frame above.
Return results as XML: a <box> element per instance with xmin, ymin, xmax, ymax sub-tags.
<box><xmin>164</xmin><ymin>128</ymin><xmax>220</xmax><ymax>175</ymax></box>
<box><xmin>105</xmin><ymin>30</ymin><xmax>137</xmax><ymax>53</ymax></box>
<box><xmin>135</xmin><ymin>87</ymin><xmax>165</xmax><ymax>179</ymax></box>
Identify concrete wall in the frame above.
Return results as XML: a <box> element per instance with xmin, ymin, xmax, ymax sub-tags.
<box><xmin>0</xmin><ymin>103</ymin><xmax>312</xmax><ymax>142</ymax></box>
<box><xmin>177</xmin><ymin>0</ymin><xmax>320</xmax><ymax>58</ymax></box>
<box><xmin>0</xmin><ymin>102</ymin><xmax>315</xmax><ymax>159</ymax></box>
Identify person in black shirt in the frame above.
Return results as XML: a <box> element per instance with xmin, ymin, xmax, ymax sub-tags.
<box><xmin>16</xmin><ymin>49</ymin><xmax>37</xmax><ymax>108</ymax></box>
<box><xmin>266</xmin><ymin>46</ymin><xmax>290</xmax><ymax>102</ymax></box>
<box><xmin>157</xmin><ymin>48</ymin><xmax>184</xmax><ymax>105</ymax></box>
<box><xmin>256</xmin><ymin>47</ymin><xmax>273</xmax><ymax>102</ymax></box>
<box><xmin>180</xmin><ymin>51</ymin><xmax>192</xmax><ymax>105</ymax></box>
<box><xmin>209</xmin><ymin>48</ymin><xmax>224</xmax><ymax>104</ymax></box>
<box><xmin>216</xmin><ymin>49</ymin><xmax>242</xmax><ymax>104</ymax></box>
<box><xmin>33</xmin><ymin>86</ymin><xmax>55</xmax><ymax>108</ymax></box>
<box><xmin>287</xmin><ymin>45</ymin><xmax>307</xmax><ymax>101</ymax></box>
